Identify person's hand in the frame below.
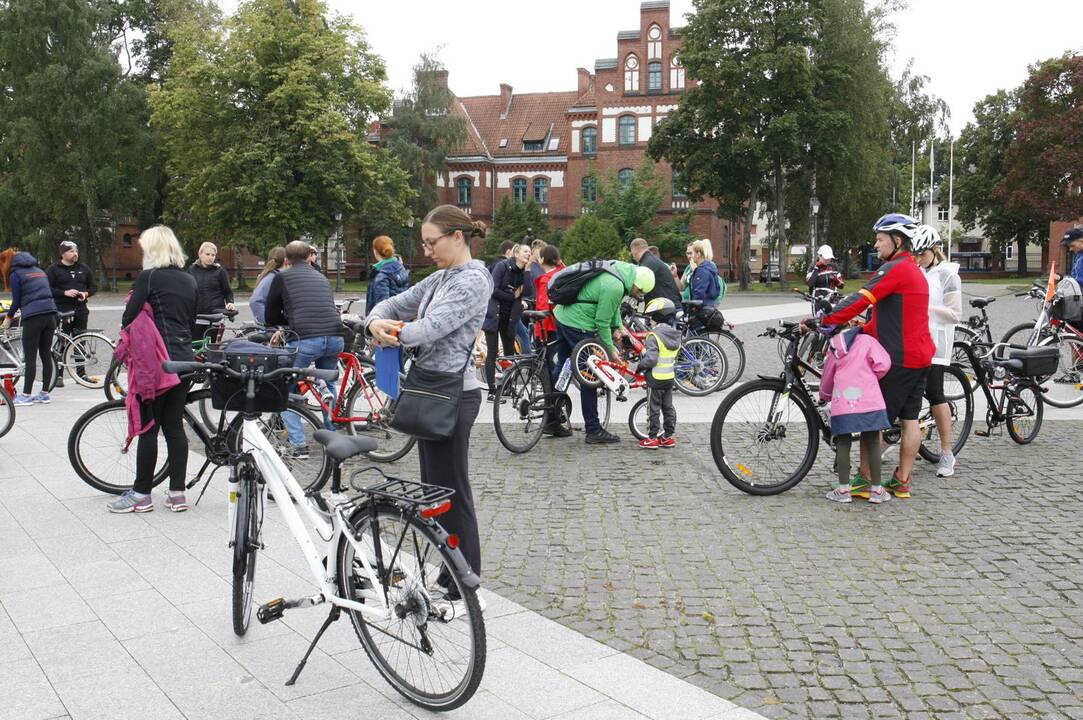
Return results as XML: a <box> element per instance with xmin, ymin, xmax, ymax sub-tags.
<box><xmin>514</xmin><ymin>286</ymin><xmax>523</xmax><ymax>298</ymax></box>
<box><xmin>669</xmin><ymin>263</ymin><xmax>678</xmax><ymax>279</ymax></box>
<box><xmin>521</xmin><ymin>300</ymin><xmax>529</xmax><ymax>310</ymax></box>
<box><xmin>64</xmin><ymin>289</ymin><xmax>80</xmax><ymax>298</ymax></box>
<box><xmin>78</xmin><ymin>292</ymin><xmax>88</xmax><ymax>302</ymax></box>
<box><xmin>799</xmin><ymin>317</ymin><xmax>817</xmax><ymax>334</ymax></box>
<box><xmin>225</xmin><ymin>303</ymin><xmax>236</xmax><ymax>312</ymax></box>
<box><xmin>369</xmin><ymin>318</ymin><xmax>403</xmax><ymax>347</ymax></box>
<box><xmin>270</xmin><ymin>330</ymin><xmax>284</xmax><ymax>346</ymax></box>
<box><xmin>1</xmin><ymin>316</ymin><xmax>10</xmax><ymax>330</ymax></box>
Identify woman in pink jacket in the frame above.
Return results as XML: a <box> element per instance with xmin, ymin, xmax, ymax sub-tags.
<box><xmin>819</xmin><ymin>327</ymin><xmax>892</xmax><ymax>504</ymax></box>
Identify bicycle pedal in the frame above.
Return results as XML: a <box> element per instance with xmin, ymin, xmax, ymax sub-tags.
<box><xmin>257</xmin><ymin>598</ymin><xmax>286</xmax><ymax>624</ymax></box>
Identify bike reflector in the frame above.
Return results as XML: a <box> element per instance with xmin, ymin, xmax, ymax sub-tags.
<box><xmin>420</xmin><ymin>500</ymin><xmax>452</xmax><ymax>519</ymax></box>
<box><xmin>446</xmin><ymin>534</ymin><xmax>460</xmax><ymax>549</ymax></box>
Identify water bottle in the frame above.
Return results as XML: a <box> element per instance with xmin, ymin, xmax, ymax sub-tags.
<box><xmin>316</xmin><ymin>379</ymin><xmax>335</xmax><ymax>408</ymax></box>
<box><xmin>556</xmin><ymin>359</ymin><xmax>572</xmax><ymax>392</ymax></box>
<box><xmin>227</xmin><ymin>469</ymin><xmax>239</xmax><ymax>534</ymax></box>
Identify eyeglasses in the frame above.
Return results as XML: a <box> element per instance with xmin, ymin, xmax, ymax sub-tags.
<box><xmin>421</xmin><ymin>231</ymin><xmax>453</xmax><ymax>251</ymax></box>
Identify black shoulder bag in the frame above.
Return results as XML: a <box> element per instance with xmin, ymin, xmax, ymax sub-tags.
<box><xmin>388</xmin><ymin>275</ymin><xmax>473</xmax><ymax>441</ymax></box>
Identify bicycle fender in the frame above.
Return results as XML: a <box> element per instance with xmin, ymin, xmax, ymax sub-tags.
<box><xmin>426</xmin><ymin>520</ymin><xmax>481</xmax><ymax>589</ymax></box>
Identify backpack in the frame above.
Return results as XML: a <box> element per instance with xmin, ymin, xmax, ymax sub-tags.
<box><xmin>1053</xmin><ymin>277</ymin><xmax>1083</xmax><ymax>323</ymax></box>
<box><xmin>547</xmin><ymin>259</ymin><xmax>623</xmax><ymax>306</ymax></box>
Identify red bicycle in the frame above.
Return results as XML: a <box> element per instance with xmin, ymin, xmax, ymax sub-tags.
<box><xmin>0</xmin><ymin>327</ymin><xmax>19</xmax><ymax>438</ymax></box>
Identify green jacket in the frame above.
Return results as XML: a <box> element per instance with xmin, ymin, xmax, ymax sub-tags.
<box><xmin>553</xmin><ymin>261</ymin><xmax>637</xmax><ymax>353</ymax></box>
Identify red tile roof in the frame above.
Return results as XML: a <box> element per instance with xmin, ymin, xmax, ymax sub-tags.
<box><xmin>451</xmin><ymin>90</ymin><xmax>581</xmax><ymax>159</ymax></box>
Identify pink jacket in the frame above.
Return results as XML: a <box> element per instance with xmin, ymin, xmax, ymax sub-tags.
<box><xmin>819</xmin><ymin>328</ymin><xmax>891</xmax><ymax>436</ymax></box>
<box><xmin>114</xmin><ymin>296</ymin><xmax>180</xmax><ymax>442</ymax></box>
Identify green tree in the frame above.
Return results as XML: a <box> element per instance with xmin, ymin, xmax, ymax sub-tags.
<box><xmin>482</xmin><ymin>197</ymin><xmax>550</xmax><ymax>260</ymax></box>
<box><xmin>0</xmin><ymin>0</ymin><xmax>155</xmax><ymax>277</ymax></box>
<box><xmin>559</xmin><ymin>214</ymin><xmax>622</xmax><ymax>264</ymax></box>
<box><xmin>148</xmin><ymin>0</ymin><xmax>413</xmax><ymax>255</ymax></box>
<box><xmin>889</xmin><ymin>65</ymin><xmax>951</xmax><ymax>213</ymax></box>
<box><xmin>589</xmin><ymin>163</ymin><xmax>666</xmax><ymax>244</ymax></box>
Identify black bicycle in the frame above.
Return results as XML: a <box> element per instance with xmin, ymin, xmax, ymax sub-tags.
<box><xmin>951</xmin><ymin>339</ymin><xmax>1052</xmax><ymax>444</ymax></box>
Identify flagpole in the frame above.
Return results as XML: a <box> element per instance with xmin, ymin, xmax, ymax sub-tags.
<box><xmin>947</xmin><ymin>138</ymin><xmax>954</xmax><ymax>261</ymax></box>
<box><xmin>910</xmin><ymin>141</ymin><xmax>916</xmax><ymax>216</ymax></box>
<box><xmin>929</xmin><ymin>141</ymin><xmax>935</xmax><ymax>224</ymax></box>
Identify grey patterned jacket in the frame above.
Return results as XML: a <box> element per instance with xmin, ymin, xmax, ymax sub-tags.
<box><xmin>364</xmin><ymin>260</ymin><xmax>492</xmax><ymax>390</ymax></box>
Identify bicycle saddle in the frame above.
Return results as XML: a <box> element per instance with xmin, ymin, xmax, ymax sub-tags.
<box><xmin>196</xmin><ymin>312</ymin><xmax>227</xmax><ymax>324</ymax></box>
<box><xmin>683</xmin><ymin>299</ymin><xmax>704</xmax><ymax>307</ymax></box>
<box><xmin>57</xmin><ymin>310</ymin><xmax>76</xmax><ymax>320</ymax></box>
<box><xmin>521</xmin><ymin>310</ymin><xmax>551</xmax><ymax>321</ymax></box>
<box><xmin>970</xmin><ymin>297</ymin><xmax>996</xmax><ymax>309</ymax></box>
<box><xmin>313</xmin><ymin>429</ymin><xmax>377</xmax><ymax>463</ymax></box>
<box><xmin>341</xmin><ymin>317</ymin><xmax>366</xmax><ymax>333</ymax></box>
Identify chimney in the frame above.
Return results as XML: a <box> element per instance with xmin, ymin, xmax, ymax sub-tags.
<box><xmin>499</xmin><ymin>83</ymin><xmax>513</xmax><ymax>119</ymax></box>
<box><xmin>432</xmin><ymin>69</ymin><xmax>449</xmax><ymax>89</ymax></box>
<box><xmin>577</xmin><ymin>68</ymin><xmax>592</xmax><ymax>95</ymax></box>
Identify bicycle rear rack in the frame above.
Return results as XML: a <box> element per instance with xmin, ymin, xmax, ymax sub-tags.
<box><xmin>351</xmin><ymin>474</ymin><xmax>455</xmax><ymax>507</ymax></box>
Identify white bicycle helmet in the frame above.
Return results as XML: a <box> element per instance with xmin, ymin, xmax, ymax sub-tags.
<box><xmin>911</xmin><ymin>225</ymin><xmax>942</xmax><ymax>254</ymax></box>
<box><xmin>872</xmin><ymin>213</ymin><xmax>919</xmax><ymax>239</ymax></box>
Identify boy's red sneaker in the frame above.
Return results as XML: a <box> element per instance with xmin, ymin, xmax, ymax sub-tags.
<box><xmin>658</xmin><ymin>436</ymin><xmax>676</xmax><ymax>448</ymax></box>
<box><xmin>638</xmin><ymin>438</ymin><xmax>660</xmax><ymax>449</ymax></box>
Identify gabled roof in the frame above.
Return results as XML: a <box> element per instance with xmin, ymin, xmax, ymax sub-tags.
<box><xmin>451</xmin><ymin>90</ymin><xmax>580</xmax><ymax>160</ymax></box>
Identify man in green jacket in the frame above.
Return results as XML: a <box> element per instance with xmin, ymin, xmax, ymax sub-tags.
<box><xmin>553</xmin><ymin>262</ymin><xmax>655</xmax><ymax>444</ymax></box>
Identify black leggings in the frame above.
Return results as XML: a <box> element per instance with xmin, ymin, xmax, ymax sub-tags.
<box><xmin>134</xmin><ymin>380</ymin><xmax>192</xmax><ymax>494</ymax></box>
<box><xmin>417</xmin><ymin>389</ymin><xmax>482</xmax><ymax>577</ymax></box>
<box><xmin>20</xmin><ymin>313</ymin><xmax>57</xmax><ymax>395</ymax></box>
<box><xmin>484</xmin><ymin>321</ymin><xmax>516</xmax><ymax>391</ymax></box>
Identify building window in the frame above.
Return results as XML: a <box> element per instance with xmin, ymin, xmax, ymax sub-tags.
<box><xmin>670</xmin><ymin>54</ymin><xmax>684</xmax><ymax>90</ymax></box>
<box><xmin>618</xmin><ymin>168</ymin><xmax>634</xmax><ymax>189</ymax></box>
<box><xmin>456</xmin><ymin>177</ymin><xmax>472</xmax><ymax>207</ymax></box>
<box><xmin>647</xmin><ymin>24</ymin><xmax>662</xmax><ymax>59</ymax></box>
<box><xmin>619</xmin><ymin>115</ymin><xmax>636</xmax><ymax>146</ymax></box>
<box><xmin>122</xmin><ymin>233</ymin><xmax>132</xmax><ymax>248</ymax></box>
<box><xmin>582</xmin><ymin>126</ymin><xmax>597</xmax><ymax>156</ymax></box>
<box><xmin>648</xmin><ymin>62</ymin><xmax>663</xmax><ymax>92</ymax></box>
<box><xmin>581</xmin><ymin>177</ymin><xmax>597</xmax><ymax>204</ymax></box>
<box><xmin>672</xmin><ymin>168</ymin><xmax>686</xmax><ymax>198</ymax></box>
<box><xmin>751</xmin><ymin>248</ymin><xmax>758</xmax><ymax>258</ymax></box>
<box><xmin>937</xmin><ymin>205</ymin><xmax>949</xmax><ymax>222</ymax></box>
<box><xmin>624</xmin><ymin>54</ymin><xmax>639</xmax><ymax>93</ymax></box>
<box><xmin>512</xmin><ymin>178</ymin><xmax>527</xmax><ymax>203</ymax></box>
<box><xmin>1005</xmin><ymin>244</ymin><xmax>1014</xmax><ymax>261</ymax></box>
<box><xmin>523</xmin><ymin>140</ymin><xmax>545</xmax><ymax>152</ymax></box>
<box><xmin>534</xmin><ymin>177</ymin><xmax>549</xmax><ymax>205</ymax></box>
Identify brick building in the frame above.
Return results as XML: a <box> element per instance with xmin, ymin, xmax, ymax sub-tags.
<box><xmin>435</xmin><ymin>0</ymin><xmax>736</xmax><ymax>273</ymax></box>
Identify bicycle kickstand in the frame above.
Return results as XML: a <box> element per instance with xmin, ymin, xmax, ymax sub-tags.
<box><xmin>186</xmin><ymin>459</ymin><xmax>220</xmax><ymax>506</ymax></box>
<box><xmin>285</xmin><ymin>607</ymin><xmax>341</xmax><ymax>686</ymax></box>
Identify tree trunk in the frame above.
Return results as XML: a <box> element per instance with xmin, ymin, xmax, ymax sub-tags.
<box><xmin>741</xmin><ymin>187</ymin><xmax>757</xmax><ymax>290</ymax></box>
<box><xmin>1016</xmin><ymin>236</ymin><xmax>1028</xmax><ymax>275</ymax></box>
<box><xmin>774</xmin><ymin>155</ymin><xmax>788</xmax><ymax>291</ymax></box>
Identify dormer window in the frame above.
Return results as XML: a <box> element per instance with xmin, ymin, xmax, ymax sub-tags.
<box><xmin>647</xmin><ymin>24</ymin><xmax>662</xmax><ymax>59</ymax></box>
<box><xmin>624</xmin><ymin>54</ymin><xmax>639</xmax><ymax>93</ymax></box>
<box><xmin>522</xmin><ymin>121</ymin><xmax>550</xmax><ymax>152</ymax></box>
<box><xmin>670</xmin><ymin>54</ymin><xmax>684</xmax><ymax>90</ymax></box>
<box><xmin>522</xmin><ymin>141</ymin><xmax>545</xmax><ymax>152</ymax></box>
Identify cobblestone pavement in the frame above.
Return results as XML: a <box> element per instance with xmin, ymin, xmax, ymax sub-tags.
<box><xmin>468</xmin><ymin>418</ymin><xmax>1083</xmax><ymax>719</ymax></box>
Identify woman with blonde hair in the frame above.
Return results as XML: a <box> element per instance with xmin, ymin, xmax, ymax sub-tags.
<box><xmin>108</xmin><ymin>225</ymin><xmax>198</xmax><ymax>514</ymax></box>
<box><xmin>250</xmin><ymin>246</ymin><xmax>286</xmax><ymax>324</ymax></box>
<box><xmin>689</xmin><ymin>238</ymin><xmax>722</xmax><ymax>308</ymax></box>
<box><xmin>188</xmin><ymin>240</ymin><xmax>234</xmax><ymax>337</ymax></box>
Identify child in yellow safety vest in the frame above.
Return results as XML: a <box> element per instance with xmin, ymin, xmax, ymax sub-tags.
<box><xmin>637</xmin><ymin>298</ymin><xmax>682</xmax><ymax>448</ymax></box>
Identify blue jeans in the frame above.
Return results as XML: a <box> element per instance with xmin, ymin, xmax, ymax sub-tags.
<box><xmin>282</xmin><ymin>335</ymin><xmax>344</xmax><ymax>446</ymax></box>
<box><xmin>515</xmin><ymin>318</ymin><xmax>531</xmax><ymax>356</ymax></box>
<box><xmin>554</xmin><ymin>323</ymin><xmax>602</xmax><ymax>434</ymax></box>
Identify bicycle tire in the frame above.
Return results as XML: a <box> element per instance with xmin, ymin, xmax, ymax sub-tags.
<box><xmin>0</xmin><ymin>386</ymin><xmax>14</xmax><ymax>438</ymax></box>
<box><xmin>44</xmin><ymin>335</ymin><xmax>63</xmax><ymax>392</ymax></box>
<box><xmin>232</xmin><ymin>461</ymin><xmax>260</xmax><ymax>636</ymax></box>
<box><xmin>337</xmin><ymin>502</ymin><xmax>485</xmax><ymax>711</ymax></box>
<box><xmin>228</xmin><ymin>399</ymin><xmax>332</xmax><ymax>491</ymax></box>
<box><xmin>64</xmin><ymin>332</ymin><xmax>114</xmax><ymax>389</ymax></box>
<box><xmin>673</xmin><ymin>337</ymin><xmax>727</xmax><ymax>397</ymax></box>
<box><xmin>627</xmin><ymin>396</ymin><xmax>649</xmax><ymax>440</ymax></box>
<box><xmin>342</xmin><ymin>372</ymin><xmax>416</xmax><ymax>463</ymax></box>
<box><xmin>1035</xmin><ymin>335</ymin><xmax>1083</xmax><ymax>409</ymax></box>
<box><xmin>1000</xmin><ymin>321</ymin><xmax>1055</xmax><ymax>349</ymax></box>
<box><xmin>701</xmin><ymin>330</ymin><xmax>746</xmax><ymax>389</ymax></box>
<box><xmin>103</xmin><ymin>355</ymin><xmax>128</xmax><ymax>401</ymax></box>
<box><xmin>494</xmin><ymin>361</ymin><xmax>547</xmax><ymax>453</ymax></box>
<box><xmin>1007</xmin><ymin>383</ymin><xmax>1044</xmax><ymax>444</ymax></box>
<box><xmin>709</xmin><ymin>378</ymin><xmax>819</xmax><ymax>495</ymax></box>
<box><xmin>67</xmin><ymin>399</ymin><xmax>169</xmax><ymax>494</ymax></box>
<box><xmin>916</xmin><ymin>364</ymin><xmax>973</xmax><ymax>463</ymax></box>
<box><xmin>569</xmin><ymin>338</ymin><xmax>608</xmax><ymax>390</ymax></box>
<box><xmin>949</xmin><ymin>335</ymin><xmax>979</xmax><ymax>399</ymax></box>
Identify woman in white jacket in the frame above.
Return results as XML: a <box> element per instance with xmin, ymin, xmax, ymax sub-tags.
<box><xmin>913</xmin><ymin>225</ymin><xmax>962</xmax><ymax>477</ymax></box>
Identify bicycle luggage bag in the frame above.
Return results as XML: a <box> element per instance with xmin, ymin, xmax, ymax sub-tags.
<box><xmin>207</xmin><ymin>339</ymin><xmax>298</xmax><ymax>412</ymax></box>
<box><xmin>1052</xmin><ymin>277</ymin><xmax>1083</xmax><ymax>323</ymax></box>
<box><xmin>1007</xmin><ymin>346</ymin><xmax>1059</xmax><ymax>377</ymax></box>
<box><xmin>547</xmin><ymin>259</ymin><xmax>624</xmax><ymax>306</ymax></box>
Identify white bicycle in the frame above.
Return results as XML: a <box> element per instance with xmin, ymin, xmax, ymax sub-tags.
<box><xmin>163</xmin><ymin>351</ymin><xmax>486</xmax><ymax>711</ymax></box>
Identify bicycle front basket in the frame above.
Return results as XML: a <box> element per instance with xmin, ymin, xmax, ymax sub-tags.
<box><xmin>1007</xmin><ymin>346</ymin><xmax>1059</xmax><ymax>377</ymax></box>
<box><xmin>206</xmin><ymin>339</ymin><xmax>299</xmax><ymax>411</ymax></box>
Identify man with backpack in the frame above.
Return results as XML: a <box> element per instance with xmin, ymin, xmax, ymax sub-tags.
<box><xmin>550</xmin><ymin>259</ymin><xmax>656</xmax><ymax>444</ymax></box>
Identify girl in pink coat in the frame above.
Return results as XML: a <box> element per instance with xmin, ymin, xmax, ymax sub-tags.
<box><xmin>818</xmin><ymin>327</ymin><xmax>892</xmax><ymax>503</ymax></box>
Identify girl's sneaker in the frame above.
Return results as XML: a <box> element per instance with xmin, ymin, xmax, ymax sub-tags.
<box><xmin>849</xmin><ymin>474</ymin><xmax>871</xmax><ymax>499</ymax></box>
<box><xmin>868</xmin><ymin>485</ymin><xmax>891</xmax><ymax>504</ymax></box>
<box><xmin>12</xmin><ymin>393</ymin><xmax>34</xmax><ymax>406</ymax></box>
<box><xmin>107</xmin><ymin>490</ymin><xmax>153</xmax><ymax>513</ymax></box>
<box><xmin>825</xmin><ymin>486</ymin><xmax>852</xmax><ymax>503</ymax></box>
<box><xmin>32</xmin><ymin>392</ymin><xmax>51</xmax><ymax>404</ymax></box>
<box><xmin>165</xmin><ymin>492</ymin><xmax>189</xmax><ymax>513</ymax></box>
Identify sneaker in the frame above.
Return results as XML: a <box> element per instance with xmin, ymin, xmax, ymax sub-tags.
<box><xmin>638</xmin><ymin>437</ymin><xmax>660</xmax><ymax>449</ymax></box>
<box><xmin>541</xmin><ymin>425</ymin><xmax>572</xmax><ymax>438</ymax></box>
<box><xmin>289</xmin><ymin>445</ymin><xmax>310</xmax><ymax>460</ymax></box>
<box><xmin>826</xmin><ymin>486</ymin><xmax>852</xmax><ymax>503</ymax></box>
<box><xmin>849</xmin><ymin>474</ymin><xmax>871</xmax><ymax>499</ymax></box>
<box><xmin>12</xmin><ymin>393</ymin><xmax>34</xmax><ymax>407</ymax></box>
<box><xmin>935</xmin><ymin>453</ymin><xmax>956</xmax><ymax>477</ymax></box>
<box><xmin>165</xmin><ymin>491</ymin><xmax>189</xmax><ymax>513</ymax></box>
<box><xmin>107</xmin><ymin>490</ymin><xmax>153</xmax><ymax>513</ymax></box>
<box><xmin>585</xmin><ymin>428</ymin><xmax>620</xmax><ymax>445</ymax></box>
<box><xmin>885</xmin><ymin>469</ymin><xmax>911</xmax><ymax>498</ymax></box>
<box><xmin>54</xmin><ymin>377</ymin><xmax>65</xmax><ymax>388</ymax></box>
<box><xmin>658</xmin><ymin>436</ymin><xmax>676</xmax><ymax>448</ymax></box>
<box><xmin>433</xmin><ymin>587</ymin><xmax>487</xmax><ymax>622</ymax></box>
<box><xmin>31</xmin><ymin>392</ymin><xmax>51</xmax><ymax>404</ymax></box>
<box><xmin>868</xmin><ymin>485</ymin><xmax>891</xmax><ymax>504</ymax></box>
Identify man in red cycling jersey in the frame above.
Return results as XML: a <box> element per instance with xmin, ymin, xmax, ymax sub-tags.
<box><xmin>814</xmin><ymin>213</ymin><xmax>934</xmax><ymax>498</ymax></box>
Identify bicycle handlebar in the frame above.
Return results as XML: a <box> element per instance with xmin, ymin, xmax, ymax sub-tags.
<box><xmin>162</xmin><ymin>360</ymin><xmax>338</xmax><ymax>384</ymax></box>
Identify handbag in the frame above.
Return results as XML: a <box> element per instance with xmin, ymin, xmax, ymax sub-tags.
<box><xmin>387</xmin><ymin>274</ymin><xmax>473</xmax><ymax>441</ymax></box>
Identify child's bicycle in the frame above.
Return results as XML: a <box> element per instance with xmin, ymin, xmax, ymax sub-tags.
<box><xmin>0</xmin><ymin>325</ymin><xmax>22</xmax><ymax>438</ymax></box>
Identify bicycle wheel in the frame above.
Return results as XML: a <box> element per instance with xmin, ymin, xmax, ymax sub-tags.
<box><xmin>627</xmin><ymin>397</ymin><xmax>649</xmax><ymax>440</ymax></box>
<box><xmin>948</xmin><ymin>337</ymin><xmax>978</xmax><ymax>400</ymax></box>
<box><xmin>1006</xmin><ymin>383</ymin><xmax>1044</xmax><ymax>444</ymax></box>
<box><xmin>44</xmin><ymin>335</ymin><xmax>63</xmax><ymax>392</ymax></box>
<box><xmin>1036</xmin><ymin>335</ymin><xmax>1083</xmax><ymax>408</ymax></box>
<box><xmin>917</xmin><ymin>365</ymin><xmax>973</xmax><ymax>463</ymax></box>
<box><xmin>1000</xmin><ymin>321</ymin><xmax>1054</xmax><ymax>349</ymax></box>
<box><xmin>701</xmin><ymin>330</ymin><xmax>746</xmax><ymax>389</ymax></box>
<box><xmin>494</xmin><ymin>361</ymin><xmax>547</xmax><ymax>453</ymax></box>
<box><xmin>709</xmin><ymin>378</ymin><xmax>819</xmax><ymax>495</ymax></box>
<box><xmin>673</xmin><ymin>337</ymin><xmax>727</xmax><ymax>397</ymax></box>
<box><xmin>229</xmin><ymin>401</ymin><xmax>332</xmax><ymax>491</ymax></box>
<box><xmin>232</xmin><ymin>462</ymin><xmax>261</xmax><ymax>636</ymax></box>
<box><xmin>64</xmin><ymin>332</ymin><xmax>113</xmax><ymax>389</ymax></box>
<box><xmin>569</xmin><ymin>338</ymin><xmax>608</xmax><ymax>389</ymax></box>
<box><xmin>337</xmin><ymin>503</ymin><xmax>485</xmax><ymax>711</ymax></box>
<box><xmin>343</xmin><ymin>372</ymin><xmax>416</xmax><ymax>463</ymax></box>
<box><xmin>103</xmin><ymin>355</ymin><xmax>128</xmax><ymax>401</ymax></box>
<box><xmin>67</xmin><ymin>399</ymin><xmax>168</xmax><ymax>494</ymax></box>
<box><xmin>0</xmin><ymin>386</ymin><xmax>13</xmax><ymax>438</ymax></box>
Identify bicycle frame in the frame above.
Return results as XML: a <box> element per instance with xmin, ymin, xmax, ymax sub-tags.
<box><xmin>953</xmin><ymin>341</ymin><xmax>1039</xmax><ymax>425</ymax></box>
<box><xmin>296</xmin><ymin>351</ymin><xmax>386</xmax><ymax>425</ymax></box>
